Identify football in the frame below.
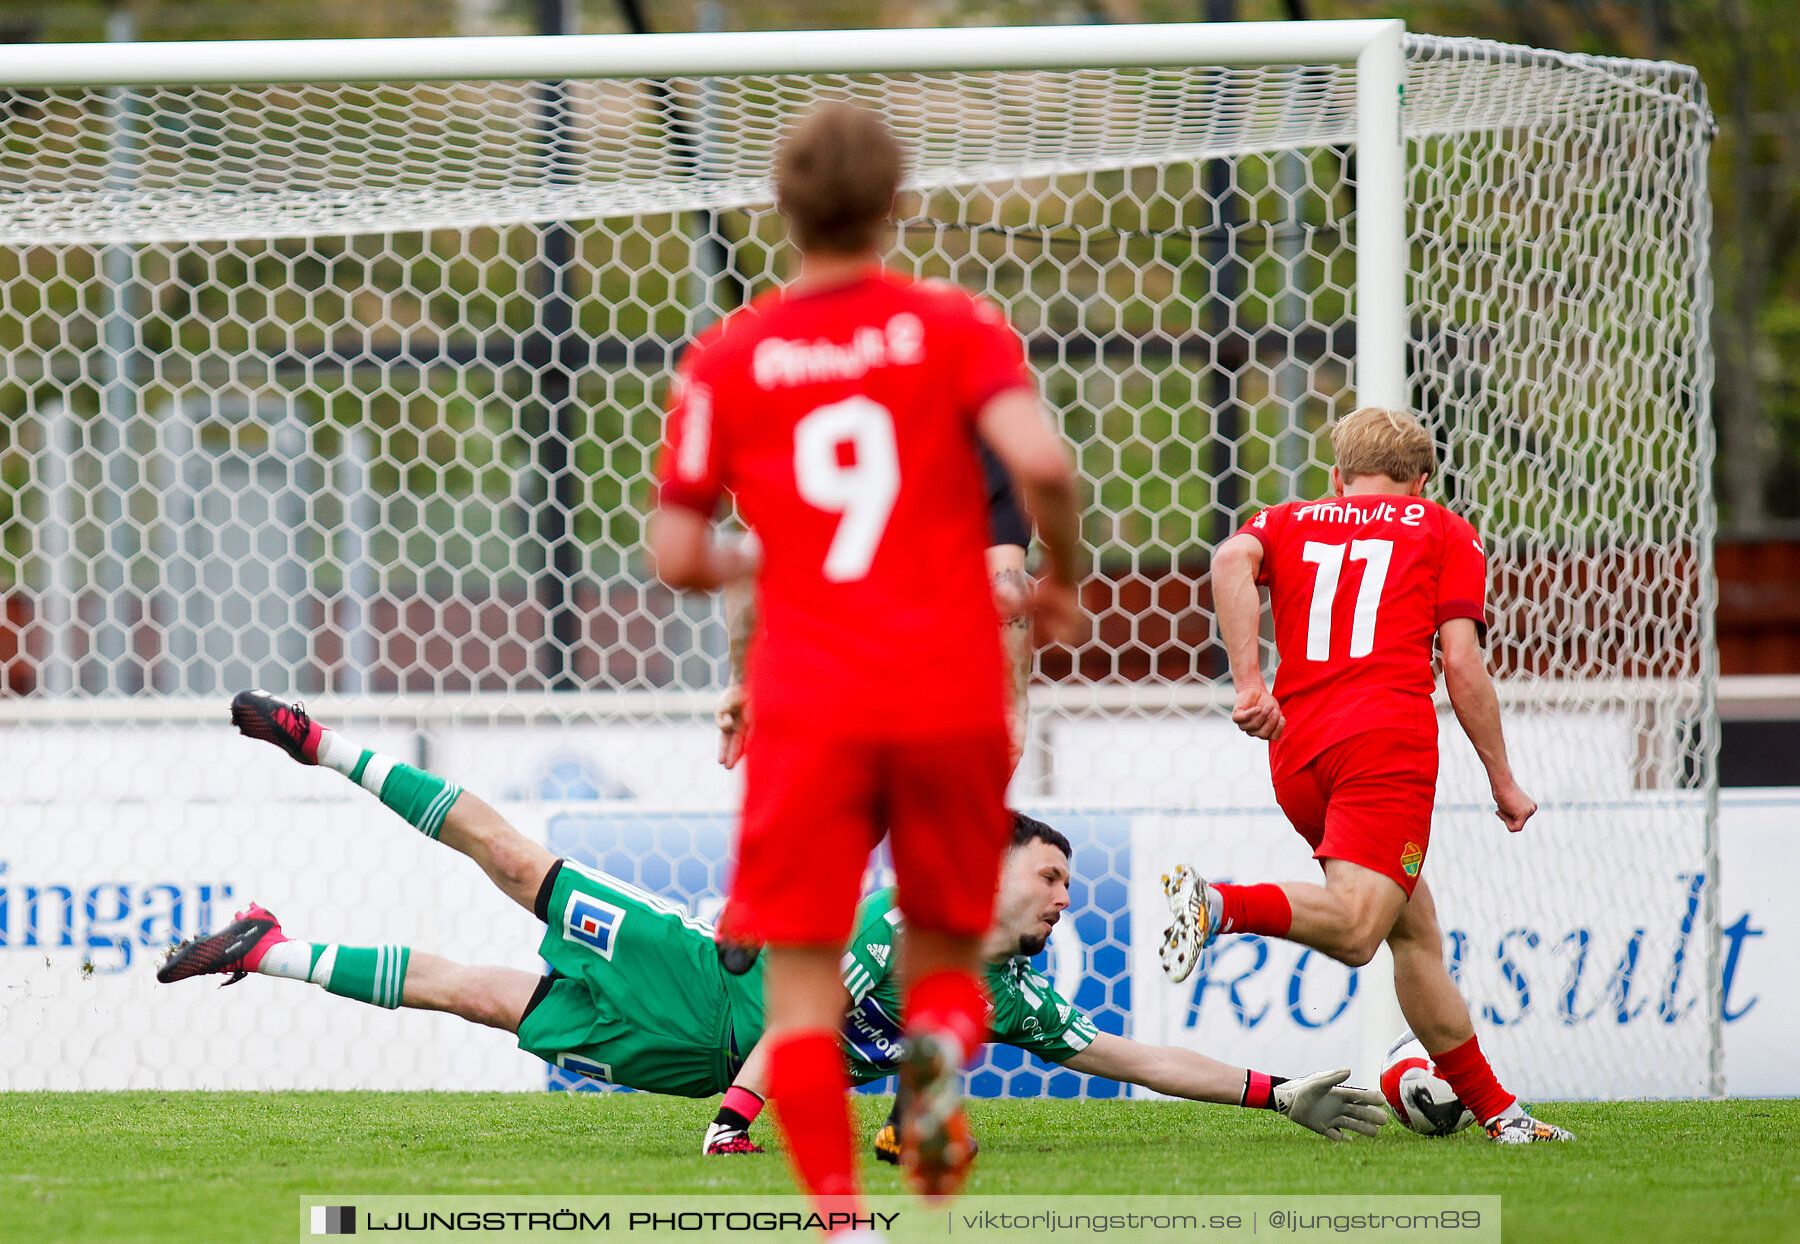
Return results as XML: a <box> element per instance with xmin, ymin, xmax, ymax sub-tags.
<box><xmin>1380</xmin><ymin>1033</ymin><xmax>1477</xmax><ymax>1136</ymax></box>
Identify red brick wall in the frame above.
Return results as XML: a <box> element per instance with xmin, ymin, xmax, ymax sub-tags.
<box><xmin>1715</xmin><ymin>539</ymin><xmax>1800</xmax><ymax>675</ymax></box>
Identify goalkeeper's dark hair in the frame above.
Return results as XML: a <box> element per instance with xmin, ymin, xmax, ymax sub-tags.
<box><xmin>775</xmin><ymin>102</ymin><xmax>903</xmax><ymax>255</ymax></box>
<box><xmin>1010</xmin><ymin>811</ymin><xmax>1071</xmax><ymax>860</ymax></box>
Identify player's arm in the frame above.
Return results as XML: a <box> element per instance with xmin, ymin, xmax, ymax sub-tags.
<box><xmin>1059</xmin><ymin>1033</ymin><xmax>1385</xmax><ymax>1141</ymax></box>
<box><xmin>976</xmin><ymin>389</ymin><xmax>1083</xmax><ymax>645</ymax></box>
<box><xmin>650</xmin><ymin>357</ymin><xmax>754</xmax><ymax>594</ymax></box>
<box><xmin>1440</xmin><ymin>616</ymin><xmax>1537</xmax><ymax>833</ymax></box>
<box><xmin>648</xmin><ymin>509</ymin><xmax>759</xmax><ymax>593</ymax></box>
<box><xmin>1211</xmin><ymin>531</ymin><xmax>1283</xmax><ymax>741</ymax></box>
<box><xmin>982</xmin><ymin>441</ymin><xmax>1034</xmax><ymax>627</ymax></box>
<box><xmin>987</xmin><ymin>542</ymin><xmax>1032</xmax><ymax>772</ymax></box>
<box><xmin>715</xmin><ymin>550</ymin><xmax>759</xmax><ymax>769</ymax></box>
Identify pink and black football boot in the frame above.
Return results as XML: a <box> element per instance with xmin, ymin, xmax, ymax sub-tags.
<box><xmin>230</xmin><ymin>689</ymin><xmax>324</xmax><ymax>765</ymax></box>
<box><xmin>702</xmin><ymin>1125</ymin><xmax>765</xmax><ymax>1156</ymax></box>
<box><xmin>156</xmin><ymin>903</ymin><xmax>287</xmax><ymax>987</ymax></box>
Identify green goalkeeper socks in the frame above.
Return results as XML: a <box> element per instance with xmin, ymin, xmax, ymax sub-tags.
<box><xmin>257</xmin><ymin>941</ymin><xmax>410</xmax><ymax>1010</ymax></box>
<box><xmin>316</xmin><ymin>731</ymin><xmax>461</xmax><ymax>840</ymax></box>
<box><xmin>365</xmin><ymin>760</ymin><xmax>460</xmax><ymax>841</ymax></box>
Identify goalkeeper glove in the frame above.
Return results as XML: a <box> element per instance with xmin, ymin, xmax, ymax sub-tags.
<box><xmin>1271</xmin><ymin>1068</ymin><xmax>1388</xmax><ymax>1141</ymax></box>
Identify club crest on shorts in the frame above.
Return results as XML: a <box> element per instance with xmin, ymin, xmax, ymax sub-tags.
<box><xmin>564</xmin><ymin>892</ymin><xmax>627</xmax><ymax>958</ymax></box>
<box><xmin>1400</xmin><ymin>841</ymin><xmax>1424</xmax><ymax>878</ymax></box>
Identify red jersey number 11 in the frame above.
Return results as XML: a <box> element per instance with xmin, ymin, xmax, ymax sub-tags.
<box><xmin>794</xmin><ymin>396</ymin><xmax>901</xmax><ymax>583</ymax></box>
<box><xmin>1300</xmin><ymin>538</ymin><xmax>1394</xmax><ymax>661</ymax></box>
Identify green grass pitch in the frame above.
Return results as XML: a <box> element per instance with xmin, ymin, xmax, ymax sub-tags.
<box><xmin>2</xmin><ymin>1093</ymin><xmax>1795</xmax><ymax>1243</ymax></box>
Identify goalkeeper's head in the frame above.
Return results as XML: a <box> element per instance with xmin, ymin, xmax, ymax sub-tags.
<box><xmin>987</xmin><ymin>812</ymin><xmax>1074</xmax><ymax>959</ymax></box>
<box><xmin>775</xmin><ymin>101</ymin><xmax>905</xmax><ymax>256</ymax></box>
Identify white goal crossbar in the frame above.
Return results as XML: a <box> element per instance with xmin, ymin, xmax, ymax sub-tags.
<box><xmin>0</xmin><ymin>22</ymin><xmax>1403</xmax><ymax>86</ymax></box>
<box><xmin>0</xmin><ymin>20</ymin><xmax>1410</xmax><ymax>411</ymax></box>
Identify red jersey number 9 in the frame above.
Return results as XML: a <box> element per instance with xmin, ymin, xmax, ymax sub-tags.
<box><xmin>794</xmin><ymin>396</ymin><xmax>900</xmax><ymax>583</ymax></box>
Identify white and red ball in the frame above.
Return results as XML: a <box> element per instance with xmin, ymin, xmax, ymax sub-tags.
<box><xmin>1380</xmin><ymin>1033</ymin><xmax>1476</xmax><ymax>1136</ymax></box>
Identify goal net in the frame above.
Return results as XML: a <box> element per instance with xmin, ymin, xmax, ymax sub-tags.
<box><xmin>0</xmin><ymin>23</ymin><xmax>1718</xmax><ymax>1100</ymax></box>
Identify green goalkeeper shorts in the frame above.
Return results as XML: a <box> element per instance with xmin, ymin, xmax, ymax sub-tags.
<box><xmin>516</xmin><ymin>859</ymin><xmax>766</xmax><ymax>1098</ymax></box>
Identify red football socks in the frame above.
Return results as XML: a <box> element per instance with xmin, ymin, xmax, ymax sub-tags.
<box><xmin>768</xmin><ymin>1030</ymin><xmax>859</xmax><ymax>1203</ymax></box>
<box><xmin>1431</xmin><ymin>1034</ymin><xmax>1517</xmax><ymax>1124</ymax></box>
<box><xmin>905</xmin><ymin>968</ymin><xmax>987</xmax><ymax>1057</ymax></box>
<box><xmin>1212</xmin><ymin>883</ymin><xmax>1293</xmax><ymax>937</ymax></box>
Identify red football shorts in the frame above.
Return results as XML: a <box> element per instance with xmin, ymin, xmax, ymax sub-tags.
<box><xmin>1272</xmin><ymin>729</ymin><xmax>1439</xmax><ymax>896</ymax></box>
<box><xmin>730</xmin><ymin>723</ymin><xmax>1012</xmax><ymax>945</ymax></box>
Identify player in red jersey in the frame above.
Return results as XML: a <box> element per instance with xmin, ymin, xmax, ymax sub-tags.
<box><xmin>648</xmin><ymin>103</ymin><xmax>1083</xmax><ymax>1212</ymax></box>
<box><xmin>1161</xmin><ymin>406</ymin><xmax>1573</xmax><ymax>1145</ymax></box>
<box><xmin>702</xmin><ymin>456</ymin><xmax>1041</xmax><ymax>1161</ymax></box>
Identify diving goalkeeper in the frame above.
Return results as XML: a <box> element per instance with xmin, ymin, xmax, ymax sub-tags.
<box><xmin>159</xmin><ymin>691</ymin><xmax>1387</xmax><ymax>1152</ymax></box>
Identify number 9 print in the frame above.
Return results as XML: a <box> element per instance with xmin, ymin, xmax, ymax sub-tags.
<box><xmin>794</xmin><ymin>396</ymin><xmax>901</xmax><ymax>582</ymax></box>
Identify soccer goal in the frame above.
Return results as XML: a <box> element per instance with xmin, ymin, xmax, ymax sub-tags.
<box><xmin>0</xmin><ymin>21</ymin><xmax>1718</xmax><ymax>1101</ymax></box>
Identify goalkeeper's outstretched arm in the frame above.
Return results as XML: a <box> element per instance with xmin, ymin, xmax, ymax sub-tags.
<box><xmin>1059</xmin><ymin>1032</ymin><xmax>1386</xmax><ymax>1141</ymax></box>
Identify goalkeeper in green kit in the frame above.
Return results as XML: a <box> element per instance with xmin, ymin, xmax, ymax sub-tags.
<box><xmin>160</xmin><ymin>691</ymin><xmax>1387</xmax><ymax>1153</ymax></box>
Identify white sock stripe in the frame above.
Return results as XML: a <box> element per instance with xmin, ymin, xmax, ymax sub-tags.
<box><xmin>381</xmin><ymin>946</ymin><xmax>406</xmax><ymax>1007</ymax></box>
<box><xmin>435</xmin><ymin>782</ymin><xmax>462</xmax><ymax>823</ymax></box>
<box><xmin>417</xmin><ymin>789</ymin><xmax>447</xmax><ymax>836</ymax></box>
<box><xmin>419</xmin><ymin>784</ymin><xmax>461</xmax><ymax>837</ymax></box>
<box><xmin>309</xmin><ymin>944</ymin><xmax>338</xmax><ymax>987</ymax></box>
<box><xmin>360</xmin><ymin>753</ymin><xmax>397</xmax><ymax>798</ymax></box>
<box><xmin>376</xmin><ymin>946</ymin><xmax>392</xmax><ymax>1006</ymax></box>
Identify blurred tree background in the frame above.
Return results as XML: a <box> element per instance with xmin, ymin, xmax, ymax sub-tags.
<box><xmin>7</xmin><ymin>0</ymin><xmax>1796</xmax><ymax>535</ymax></box>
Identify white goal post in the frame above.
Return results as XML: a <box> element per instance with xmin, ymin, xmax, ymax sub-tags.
<box><xmin>0</xmin><ymin>22</ymin><xmax>1719</xmax><ymax>1101</ymax></box>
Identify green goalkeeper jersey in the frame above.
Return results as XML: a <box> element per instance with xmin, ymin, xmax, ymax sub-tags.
<box><xmin>835</xmin><ymin>887</ymin><xmax>1100</xmax><ymax>1083</ymax></box>
<box><xmin>518</xmin><ymin>867</ymin><xmax>1092</xmax><ymax>1096</ymax></box>
<box><xmin>519</xmin><ymin>859</ymin><xmax>768</xmax><ymax>1097</ymax></box>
